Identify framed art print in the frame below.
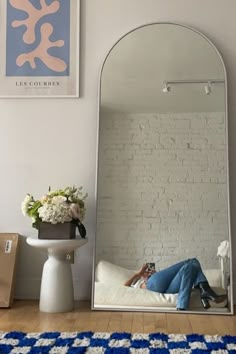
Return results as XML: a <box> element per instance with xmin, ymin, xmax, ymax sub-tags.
<box><xmin>0</xmin><ymin>0</ymin><xmax>80</xmax><ymax>97</ymax></box>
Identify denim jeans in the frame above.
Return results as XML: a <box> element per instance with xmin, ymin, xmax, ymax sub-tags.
<box><xmin>146</xmin><ymin>258</ymin><xmax>207</xmax><ymax>309</ymax></box>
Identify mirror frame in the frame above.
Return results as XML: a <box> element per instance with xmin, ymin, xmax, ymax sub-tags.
<box><xmin>92</xmin><ymin>22</ymin><xmax>233</xmax><ymax>314</ymax></box>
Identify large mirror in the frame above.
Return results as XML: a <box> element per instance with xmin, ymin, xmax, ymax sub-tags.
<box><xmin>92</xmin><ymin>23</ymin><xmax>233</xmax><ymax>314</ymax></box>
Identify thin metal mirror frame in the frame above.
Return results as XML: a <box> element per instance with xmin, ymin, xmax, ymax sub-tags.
<box><xmin>92</xmin><ymin>22</ymin><xmax>233</xmax><ymax>315</ymax></box>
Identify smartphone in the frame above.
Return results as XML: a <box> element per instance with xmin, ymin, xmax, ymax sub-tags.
<box><xmin>147</xmin><ymin>262</ymin><xmax>155</xmax><ymax>272</ymax></box>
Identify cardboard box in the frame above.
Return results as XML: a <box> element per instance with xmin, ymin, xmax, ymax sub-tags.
<box><xmin>0</xmin><ymin>233</ymin><xmax>19</xmax><ymax>307</ymax></box>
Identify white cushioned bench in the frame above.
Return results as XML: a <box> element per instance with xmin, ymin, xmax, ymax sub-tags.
<box><xmin>94</xmin><ymin>260</ymin><xmax>227</xmax><ymax>311</ymax></box>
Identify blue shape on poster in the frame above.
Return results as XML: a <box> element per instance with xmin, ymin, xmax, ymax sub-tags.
<box><xmin>6</xmin><ymin>0</ymin><xmax>70</xmax><ymax>76</ymax></box>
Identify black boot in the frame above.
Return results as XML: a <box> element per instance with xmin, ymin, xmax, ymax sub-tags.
<box><xmin>198</xmin><ymin>282</ymin><xmax>227</xmax><ymax>309</ymax></box>
<box><xmin>201</xmin><ymin>297</ymin><xmax>210</xmax><ymax>309</ymax></box>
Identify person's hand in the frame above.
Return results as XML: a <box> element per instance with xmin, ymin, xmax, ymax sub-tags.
<box><xmin>137</xmin><ymin>264</ymin><xmax>149</xmax><ymax>278</ymax></box>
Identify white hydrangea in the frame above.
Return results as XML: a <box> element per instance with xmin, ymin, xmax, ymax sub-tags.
<box><xmin>38</xmin><ymin>202</ymin><xmax>72</xmax><ymax>224</ymax></box>
<box><xmin>21</xmin><ymin>185</ymin><xmax>87</xmax><ymax>230</ymax></box>
<box><xmin>21</xmin><ymin>194</ymin><xmax>33</xmax><ymax>216</ymax></box>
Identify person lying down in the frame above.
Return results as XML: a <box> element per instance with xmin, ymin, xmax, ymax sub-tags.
<box><xmin>124</xmin><ymin>258</ymin><xmax>227</xmax><ymax>310</ymax></box>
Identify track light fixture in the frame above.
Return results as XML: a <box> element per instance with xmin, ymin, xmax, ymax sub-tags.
<box><xmin>162</xmin><ymin>79</ymin><xmax>224</xmax><ymax>95</ymax></box>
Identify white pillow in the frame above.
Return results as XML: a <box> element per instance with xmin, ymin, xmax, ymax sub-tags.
<box><xmin>95</xmin><ymin>260</ymin><xmax>135</xmax><ymax>285</ymax></box>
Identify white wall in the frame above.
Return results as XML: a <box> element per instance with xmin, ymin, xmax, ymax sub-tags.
<box><xmin>0</xmin><ymin>0</ymin><xmax>235</xmax><ymax>301</ymax></box>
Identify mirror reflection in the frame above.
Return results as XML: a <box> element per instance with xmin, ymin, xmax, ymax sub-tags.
<box><xmin>93</xmin><ymin>23</ymin><xmax>232</xmax><ymax>313</ymax></box>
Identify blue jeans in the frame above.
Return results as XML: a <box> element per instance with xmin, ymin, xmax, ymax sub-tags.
<box><xmin>146</xmin><ymin>258</ymin><xmax>207</xmax><ymax>309</ymax></box>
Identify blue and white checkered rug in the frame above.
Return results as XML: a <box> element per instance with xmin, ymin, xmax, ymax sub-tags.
<box><xmin>0</xmin><ymin>331</ymin><xmax>236</xmax><ymax>353</ymax></box>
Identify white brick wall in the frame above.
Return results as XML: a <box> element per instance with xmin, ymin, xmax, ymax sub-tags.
<box><xmin>96</xmin><ymin>112</ymin><xmax>229</xmax><ymax>271</ymax></box>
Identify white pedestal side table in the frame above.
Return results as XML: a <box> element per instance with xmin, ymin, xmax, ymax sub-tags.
<box><xmin>26</xmin><ymin>237</ymin><xmax>88</xmax><ymax>313</ymax></box>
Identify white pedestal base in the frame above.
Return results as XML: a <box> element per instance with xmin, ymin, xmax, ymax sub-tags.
<box><xmin>26</xmin><ymin>237</ymin><xmax>88</xmax><ymax>313</ymax></box>
<box><xmin>40</xmin><ymin>253</ymin><xmax>74</xmax><ymax>312</ymax></box>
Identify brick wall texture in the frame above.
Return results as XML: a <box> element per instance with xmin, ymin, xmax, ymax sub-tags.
<box><xmin>96</xmin><ymin>111</ymin><xmax>229</xmax><ymax>271</ymax></box>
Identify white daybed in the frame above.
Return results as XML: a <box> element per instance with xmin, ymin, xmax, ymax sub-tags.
<box><xmin>93</xmin><ymin>260</ymin><xmax>228</xmax><ymax>312</ymax></box>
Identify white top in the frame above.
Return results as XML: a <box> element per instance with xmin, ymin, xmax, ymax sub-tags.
<box><xmin>131</xmin><ymin>278</ymin><xmax>146</xmax><ymax>288</ymax></box>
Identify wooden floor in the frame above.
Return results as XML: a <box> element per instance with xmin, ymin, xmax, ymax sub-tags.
<box><xmin>0</xmin><ymin>300</ymin><xmax>236</xmax><ymax>335</ymax></box>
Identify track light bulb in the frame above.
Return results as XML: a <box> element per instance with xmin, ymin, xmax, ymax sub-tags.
<box><xmin>205</xmin><ymin>82</ymin><xmax>211</xmax><ymax>95</ymax></box>
<box><xmin>163</xmin><ymin>83</ymin><xmax>171</xmax><ymax>93</ymax></box>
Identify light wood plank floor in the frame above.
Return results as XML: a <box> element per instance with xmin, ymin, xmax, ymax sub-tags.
<box><xmin>0</xmin><ymin>300</ymin><xmax>235</xmax><ymax>335</ymax></box>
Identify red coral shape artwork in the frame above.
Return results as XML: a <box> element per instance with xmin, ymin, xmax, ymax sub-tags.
<box><xmin>7</xmin><ymin>0</ymin><xmax>69</xmax><ymax>75</ymax></box>
<box><xmin>10</xmin><ymin>0</ymin><xmax>60</xmax><ymax>44</ymax></box>
<box><xmin>2</xmin><ymin>0</ymin><xmax>81</xmax><ymax>97</ymax></box>
<box><xmin>16</xmin><ymin>23</ymin><xmax>67</xmax><ymax>73</ymax></box>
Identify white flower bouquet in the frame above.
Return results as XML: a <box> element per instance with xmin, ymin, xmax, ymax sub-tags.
<box><xmin>22</xmin><ymin>186</ymin><xmax>88</xmax><ymax>235</ymax></box>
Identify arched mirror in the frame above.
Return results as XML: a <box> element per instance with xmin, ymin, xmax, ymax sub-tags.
<box><xmin>92</xmin><ymin>23</ymin><xmax>233</xmax><ymax>314</ymax></box>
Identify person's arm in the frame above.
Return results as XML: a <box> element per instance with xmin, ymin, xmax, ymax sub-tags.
<box><xmin>124</xmin><ymin>264</ymin><xmax>149</xmax><ymax>287</ymax></box>
<box><xmin>124</xmin><ymin>272</ymin><xmax>141</xmax><ymax>287</ymax></box>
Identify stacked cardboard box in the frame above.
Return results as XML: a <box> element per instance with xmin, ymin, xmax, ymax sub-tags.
<box><xmin>0</xmin><ymin>233</ymin><xmax>19</xmax><ymax>307</ymax></box>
